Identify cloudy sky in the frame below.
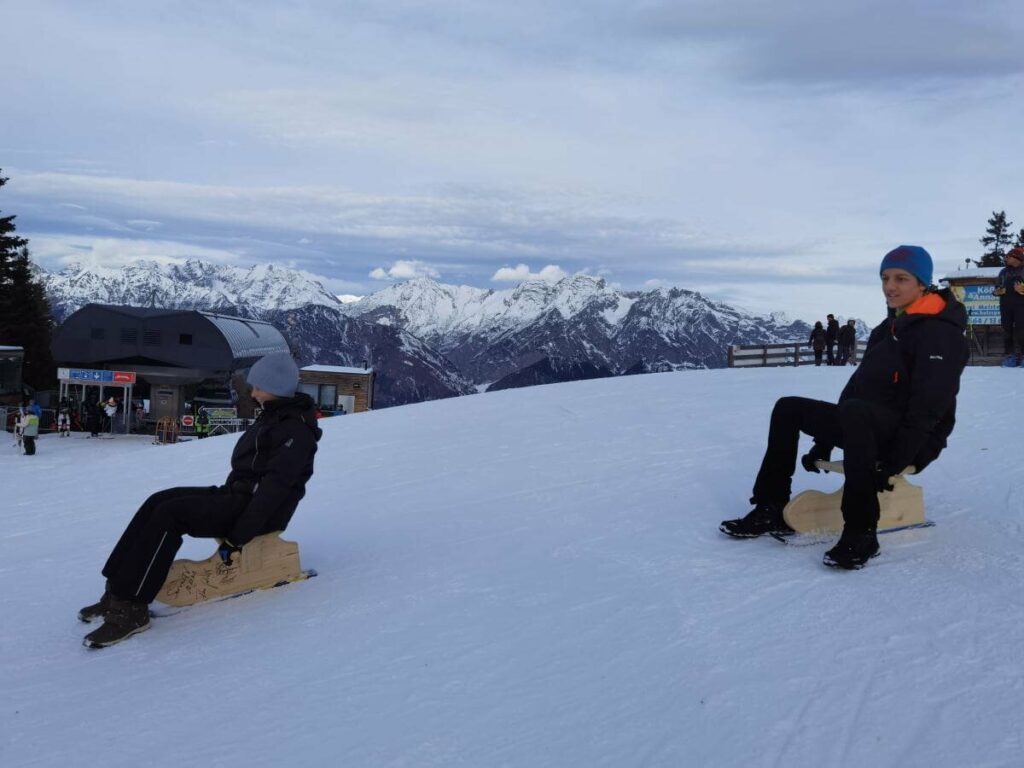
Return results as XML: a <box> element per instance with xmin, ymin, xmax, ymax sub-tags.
<box><xmin>3</xmin><ymin>0</ymin><xmax>1023</xmax><ymax>322</ymax></box>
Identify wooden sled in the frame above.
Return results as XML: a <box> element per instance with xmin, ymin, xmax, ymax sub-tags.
<box><xmin>782</xmin><ymin>460</ymin><xmax>926</xmax><ymax>534</ymax></box>
<box><xmin>155</xmin><ymin>532</ymin><xmax>309</xmax><ymax>607</ymax></box>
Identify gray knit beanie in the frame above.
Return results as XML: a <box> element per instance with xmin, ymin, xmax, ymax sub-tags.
<box><xmin>247</xmin><ymin>352</ymin><xmax>299</xmax><ymax>397</ymax></box>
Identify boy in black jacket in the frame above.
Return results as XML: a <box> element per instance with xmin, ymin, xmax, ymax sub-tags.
<box><xmin>80</xmin><ymin>352</ymin><xmax>322</xmax><ymax>647</ymax></box>
<box><xmin>720</xmin><ymin>246</ymin><xmax>968</xmax><ymax>569</ymax></box>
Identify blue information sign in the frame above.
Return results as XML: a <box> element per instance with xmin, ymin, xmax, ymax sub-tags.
<box><xmin>69</xmin><ymin>368</ymin><xmax>115</xmax><ymax>382</ymax></box>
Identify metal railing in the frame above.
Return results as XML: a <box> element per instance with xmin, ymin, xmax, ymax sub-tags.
<box><xmin>728</xmin><ymin>341</ymin><xmax>867</xmax><ymax>368</ymax></box>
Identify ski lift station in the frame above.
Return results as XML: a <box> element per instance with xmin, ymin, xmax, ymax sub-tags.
<box><xmin>51</xmin><ymin>304</ymin><xmax>290</xmax><ymax>422</ymax></box>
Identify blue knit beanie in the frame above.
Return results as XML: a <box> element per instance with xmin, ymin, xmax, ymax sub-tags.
<box><xmin>247</xmin><ymin>352</ymin><xmax>299</xmax><ymax>397</ymax></box>
<box><xmin>879</xmin><ymin>245</ymin><xmax>933</xmax><ymax>287</ymax></box>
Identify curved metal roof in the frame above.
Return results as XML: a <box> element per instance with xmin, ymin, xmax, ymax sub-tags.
<box><xmin>200</xmin><ymin>313</ymin><xmax>289</xmax><ymax>364</ymax></box>
<box><xmin>52</xmin><ymin>304</ymin><xmax>290</xmax><ymax>373</ymax></box>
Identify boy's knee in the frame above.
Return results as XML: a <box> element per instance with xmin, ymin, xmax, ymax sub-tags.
<box><xmin>773</xmin><ymin>396</ymin><xmax>802</xmax><ymax>416</ymax></box>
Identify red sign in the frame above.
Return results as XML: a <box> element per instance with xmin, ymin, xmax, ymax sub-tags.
<box><xmin>112</xmin><ymin>371</ymin><xmax>137</xmax><ymax>383</ymax></box>
<box><xmin>181</xmin><ymin>415</ymin><xmax>195</xmax><ymax>427</ymax></box>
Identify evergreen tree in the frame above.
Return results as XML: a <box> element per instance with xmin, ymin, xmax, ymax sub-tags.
<box><xmin>977</xmin><ymin>210</ymin><xmax>1013</xmax><ymax>267</ymax></box>
<box><xmin>0</xmin><ymin>169</ymin><xmax>55</xmax><ymax>390</ymax></box>
<box><xmin>1015</xmin><ymin>228</ymin><xmax>1024</xmax><ymax>248</ymax></box>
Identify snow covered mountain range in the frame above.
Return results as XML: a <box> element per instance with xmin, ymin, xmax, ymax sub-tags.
<box><xmin>41</xmin><ymin>259</ymin><xmax>823</xmax><ymax>406</ymax></box>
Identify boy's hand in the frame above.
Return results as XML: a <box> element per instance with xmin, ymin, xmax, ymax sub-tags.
<box><xmin>874</xmin><ymin>466</ymin><xmax>898</xmax><ymax>493</ymax></box>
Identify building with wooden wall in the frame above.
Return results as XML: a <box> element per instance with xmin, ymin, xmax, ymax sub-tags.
<box><xmin>298</xmin><ymin>365</ymin><xmax>375</xmax><ymax>413</ymax></box>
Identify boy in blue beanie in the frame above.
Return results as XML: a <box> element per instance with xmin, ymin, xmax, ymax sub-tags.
<box><xmin>79</xmin><ymin>352</ymin><xmax>322</xmax><ymax>647</ymax></box>
<box><xmin>720</xmin><ymin>246</ymin><xmax>969</xmax><ymax>569</ymax></box>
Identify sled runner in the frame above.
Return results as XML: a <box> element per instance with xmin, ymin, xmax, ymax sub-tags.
<box><xmin>782</xmin><ymin>460</ymin><xmax>927</xmax><ymax>534</ymax></box>
<box><xmin>155</xmin><ymin>532</ymin><xmax>312</xmax><ymax>607</ymax></box>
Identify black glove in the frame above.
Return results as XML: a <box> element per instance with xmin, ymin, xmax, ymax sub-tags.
<box><xmin>217</xmin><ymin>539</ymin><xmax>243</xmax><ymax>566</ymax></box>
<box><xmin>874</xmin><ymin>466</ymin><xmax>899</xmax><ymax>493</ymax></box>
<box><xmin>801</xmin><ymin>444</ymin><xmax>833</xmax><ymax>474</ymax></box>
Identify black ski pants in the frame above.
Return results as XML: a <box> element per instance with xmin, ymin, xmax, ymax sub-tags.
<box><xmin>1000</xmin><ymin>298</ymin><xmax>1024</xmax><ymax>356</ymax></box>
<box><xmin>23</xmin><ymin>436</ymin><xmax>35</xmax><ymax>455</ymax></box>
<box><xmin>751</xmin><ymin>396</ymin><xmax>902</xmax><ymax>531</ymax></box>
<box><xmin>102</xmin><ymin>486</ymin><xmax>251</xmax><ymax>604</ymax></box>
<box><xmin>826</xmin><ymin>343</ymin><xmax>836</xmax><ymax>366</ymax></box>
<box><xmin>837</xmin><ymin>343</ymin><xmax>853</xmax><ymax>366</ymax></box>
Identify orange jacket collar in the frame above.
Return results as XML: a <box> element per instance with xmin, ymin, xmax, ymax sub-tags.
<box><xmin>905</xmin><ymin>293</ymin><xmax>946</xmax><ymax>316</ymax></box>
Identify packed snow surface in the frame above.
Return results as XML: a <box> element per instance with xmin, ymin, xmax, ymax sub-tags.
<box><xmin>2</xmin><ymin>367</ymin><xmax>1021</xmax><ymax>767</ymax></box>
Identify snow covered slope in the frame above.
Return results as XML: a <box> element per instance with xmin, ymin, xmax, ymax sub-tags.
<box><xmin>3</xmin><ymin>367</ymin><xmax>1020</xmax><ymax>767</ymax></box>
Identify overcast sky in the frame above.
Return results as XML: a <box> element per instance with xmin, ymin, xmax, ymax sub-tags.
<box><xmin>3</xmin><ymin>0</ymin><xmax>1023</xmax><ymax>322</ymax></box>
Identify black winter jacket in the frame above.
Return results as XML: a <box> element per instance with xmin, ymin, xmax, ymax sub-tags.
<box><xmin>837</xmin><ymin>324</ymin><xmax>856</xmax><ymax>347</ymax></box>
<box><xmin>825</xmin><ymin>318</ymin><xmax>840</xmax><ymax>344</ymax></box>
<box><xmin>224</xmin><ymin>393</ymin><xmax>322</xmax><ymax>545</ymax></box>
<box><xmin>995</xmin><ymin>265</ymin><xmax>1024</xmax><ymax>304</ymax></box>
<box><xmin>809</xmin><ymin>327</ymin><xmax>826</xmax><ymax>351</ymax></box>
<box><xmin>839</xmin><ymin>288</ymin><xmax>968</xmax><ymax>473</ymax></box>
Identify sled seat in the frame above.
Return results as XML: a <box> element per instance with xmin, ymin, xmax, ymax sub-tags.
<box><xmin>782</xmin><ymin>460</ymin><xmax>925</xmax><ymax>534</ymax></box>
<box><xmin>155</xmin><ymin>532</ymin><xmax>303</xmax><ymax>607</ymax></box>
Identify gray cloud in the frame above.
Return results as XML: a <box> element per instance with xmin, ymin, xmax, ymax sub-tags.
<box><xmin>628</xmin><ymin>1</ymin><xmax>1024</xmax><ymax>85</ymax></box>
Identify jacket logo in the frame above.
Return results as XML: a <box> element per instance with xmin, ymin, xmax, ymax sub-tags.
<box><xmin>284</xmin><ymin>438</ymin><xmax>294</xmax><ymax>448</ymax></box>
<box><xmin>929</xmin><ymin>355</ymin><xmax>944</xmax><ymax>360</ymax></box>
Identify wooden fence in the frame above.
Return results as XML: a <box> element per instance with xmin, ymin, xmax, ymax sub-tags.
<box><xmin>728</xmin><ymin>341</ymin><xmax>868</xmax><ymax>368</ymax></box>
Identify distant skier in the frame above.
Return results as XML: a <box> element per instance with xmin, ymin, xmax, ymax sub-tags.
<box><xmin>57</xmin><ymin>399</ymin><xmax>71</xmax><ymax>437</ymax></box>
<box><xmin>808</xmin><ymin>321</ymin><xmax>826</xmax><ymax>366</ymax></box>
<box><xmin>837</xmin><ymin>319</ymin><xmax>856</xmax><ymax>365</ymax></box>
<box><xmin>825</xmin><ymin>314</ymin><xmax>840</xmax><ymax>365</ymax></box>
<box><xmin>720</xmin><ymin>246</ymin><xmax>968</xmax><ymax>569</ymax></box>
<box><xmin>103</xmin><ymin>397</ymin><xmax>118</xmax><ymax>434</ymax></box>
<box><xmin>993</xmin><ymin>247</ymin><xmax>1024</xmax><ymax>367</ymax></box>
<box><xmin>195</xmin><ymin>407</ymin><xmax>210</xmax><ymax>439</ymax></box>
<box><xmin>79</xmin><ymin>352</ymin><xmax>322</xmax><ymax>648</ymax></box>
<box><xmin>20</xmin><ymin>408</ymin><xmax>39</xmax><ymax>455</ymax></box>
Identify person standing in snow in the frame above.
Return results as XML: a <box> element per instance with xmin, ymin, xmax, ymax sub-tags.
<box><xmin>103</xmin><ymin>397</ymin><xmax>118</xmax><ymax>434</ymax></box>
<box><xmin>993</xmin><ymin>247</ymin><xmax>1024</xmax><ymax>367</ymax></box>
<box><xmin>720</xmin><ymin>246</ymin><xmax>968</xmax><ymax>569</ymax></box>
<box><xmin>20</xmin><ymin>408</ymin><xmax>39</xmax><ymax>455</ymax></box>
<box><xmin>57</xmin><ymin>398</ymin><xmax>71</xmax><ymax>437</ymax></box>
<box><xmin>79</xmin><ymin>352</ymin><xmax>322</xmax><ymax>648</ymax></box>
<box><xmin>809</xmin><ymin>321</ymin><xmax>827</xmax><ymax>366</ymax></box>
<box><xmin>825</xmin><ymin>314</ymin><xmax>840</xmax><ymax>365</ymax></box>
<box><xmin>837</xmin><ymin>319</ymin><xmax>856</xmax><ymax>366</ymax></box>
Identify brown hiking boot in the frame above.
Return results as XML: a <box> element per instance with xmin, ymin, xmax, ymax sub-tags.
<box><xmin>83</xmin><ymin>595</ymin><xmax>151</xmax><ymax>648</ymax></box>
<box><xmin>78</xmin><ymin>584</ymin><xmax>112</xmax><ymax>623</ymax></box>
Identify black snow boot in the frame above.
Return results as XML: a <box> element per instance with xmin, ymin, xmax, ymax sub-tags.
<box><xmin>78</xmin><ymin>586</ymin><xmax>112</xmax><ymax>623</ymax></box>
<box><xmin>83</xmin><ymin>595</ymin><xmax>151</xmax><ymax>648</ymax></box>
<box><xmin>823</xmin><ymin>529</ymin><xmax>880</xmax><ymax>570</ymax></box>
<box><xmin>720</xmin><ymin>502</ymin><xmax>793</xmax><ymax>538</ymax></box>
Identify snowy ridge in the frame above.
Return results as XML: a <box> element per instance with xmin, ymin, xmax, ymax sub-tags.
<box><xmin>39</xmin><ymin>258</ymin><xmax>838</xmax><ymax>404</ymax></box>
<box><xmin>2</xmin><ymin>367</ymin><xmax>1019</xmax><ymax>766</ymax></box>
<box><xmin>42</xmin><ymin>259</ymin><xmax>342</xmax><ymax>321</ymax></box>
